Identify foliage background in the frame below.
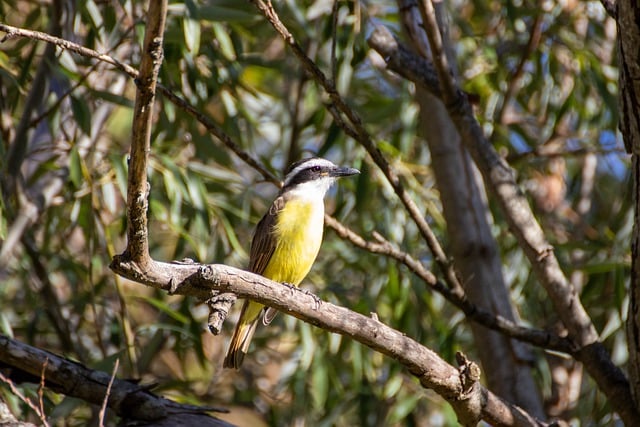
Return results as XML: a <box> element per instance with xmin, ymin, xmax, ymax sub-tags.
<box><xmin>0</xmin><ymin>0</ymin><xmax>628</xmax><ymax>425</ymax></box>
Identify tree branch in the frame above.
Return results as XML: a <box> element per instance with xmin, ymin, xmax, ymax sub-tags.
<box><xmin>0</xmin><ymin>335</ymin><xmax>230</xmax><ymax>426</ymax></box>
<box><xmin>325</xmin><ymin>215</ymin><xmax>572</xmax><ymax>353</ymax></box>
<box><xmin>0</xmin><ymin>23</ymin><xmax>278</xmax><ymax>186</ymax></box>
<box><xmin>249</xmin><ymin>0</ymin><xmax>467</xmax><ymax>303</ymax></box>
<box><xmin>367</xmin><ymin>24</ymin><xmax>442</xmax><ymax>97</ymax></box>
<box><xmin>368</xmin><ymin>17</ymin><xmax>640</xmax><ymax>424</ymax></box>
<box><xmin>495</xmin><ymin>13</ymin><xmax>544</xmax><ymax>130</ymax></box>
<box><xmin>415</xmin><ymin>2</ymin><xmax>596</xmax><ymax>346</ymax></box>
<box><xmin>0</xmin><ymin>24</ymin><xmax>139</xmax><ymax>79</ymax></box>
<box><xmin>0</xmin><ymin>370</ymin><xmax>49</xmax><ymax>426</ymax></box>
<box><xmin>416</xmin><ymin>0</ymin><xmax>457</xmax><ymax>106</ymax></box>
<box><xmin>124</xmin><ymin>0</ymin><xmax>167</xmax><ymax>264</ymax></box>
<box><xmin>2</xmin><ymin>1</ymin><xmax>62</xmax><ymax>183</ymax></box>
<box><xmin>108</xmin><ymin>255</ymin><xmax>546</xmax><ymax>427</ymax></box>
<box><xmin>398</xmin><ymin>1</ymin><xmax>544</xmax><ymax>414</ymax></box>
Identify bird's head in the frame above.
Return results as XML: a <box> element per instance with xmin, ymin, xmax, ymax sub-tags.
<box><xmin>282</xmin><ymin>157</ymin><xmax>360</xmax><ymax>197</ymax></box>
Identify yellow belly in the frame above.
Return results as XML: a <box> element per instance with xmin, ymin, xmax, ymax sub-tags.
<box><xmin>262</xmin><ymin>198</ymin><xmax>324</xmax><ymax>285</ymax></box>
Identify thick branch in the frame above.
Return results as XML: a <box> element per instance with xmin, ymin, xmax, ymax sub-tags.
<box><xmin>367</xmin><ymin>26</ymin><xmax>442</xmax><ymax>98</ymax></box>
<box><xmin>0</xmin><ymin>335</ymin><xmax>230</xmax><ymax>425</ymax></box>
<box><xmin>415</xmin><ymin>2</ymin><xmax>596</xmax><ymax>346</ymax></box>
<box><xmin>400</xmin><ymin>1</ymin><xmax>544</xmax><ymax>414</ymax></box>
<box><xmin>109</xmin><ymin>256</ymin><xmax>545</xmax><ymax>427</ymax></box>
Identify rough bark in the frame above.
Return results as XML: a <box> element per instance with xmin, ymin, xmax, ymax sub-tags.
<box><xmin>109</xmin><ymin>257</ymin><xmax>548</xmax><ymax>426</ymax></box>
<box><xmin>0</xmin><ymin>335</ymin><xmax>232</xmax><ymax>426</ymax></box>
<box><xmin>630</xmin><ymin>155</ymin><xmax>640</xmax><ymax>407</ymax></box>
<box><xmin>619</xmin><ymin>0</ymin><xmax>640</xmax><ymax>408</ymax></box>
<box><xmin>124</xmin><ymin>0</ymin><xmax>167</xmax><ymax>266</ymax></box>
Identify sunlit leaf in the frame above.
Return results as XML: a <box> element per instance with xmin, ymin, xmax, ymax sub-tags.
<box><xmin>183</xmin><ymin>0</ymin><xmax>201</xmax><ymax>53</ymax></box>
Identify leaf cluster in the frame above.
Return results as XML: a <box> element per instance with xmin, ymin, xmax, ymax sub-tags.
<box><xmin>0</xmin><ymin>0</ymin><xmax>628</xmax><ymax>425</ymax></box>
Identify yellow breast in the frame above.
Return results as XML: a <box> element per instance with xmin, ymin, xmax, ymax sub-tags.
<box><xmin>262</xmin><ymin>198</ymin><xmax>324</xmax><ymax>285</ymax></box>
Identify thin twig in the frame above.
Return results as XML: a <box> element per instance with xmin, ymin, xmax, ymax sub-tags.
<box><xmin>0</xmin><ymin>371</ymin><xmax>50</xmax><ymax>427</ymax></box>
<box><xmin>0</xmin><ymin>24</ymin><xmax>138</xmax><ymax>78</ymax></box>
<box><xmin>159</xmin><ymin>87</ymin><xmax>278</xmax><ymax>185</ymax></box>
<box><xmin>29</xmin><ymin>23</ymin><xmax>136</xmax><ymax>129</ymax></box>
<box><xmin>417</xmin><ymin>0</ymin><xmax>457</xmax><ymax>105</ymax></box>
<box><xmin>325</xmin><ymin>215</ymin><xmax>572</xmax><ymax>353</ymax></box>
<box><xmin>0</xmin><ymin>23</ymin><xmax>278</xmax><ymax>185</ymax></box>
<box><xmin>99</xmin><ymin>358</ymin><xmax>119</xmax><ymax>426</ymax></box>
<box><xmin>331</xmin><ymin>0</ymin><xmax>339</xmax><ymax>83</ymax></box>
<box><xmin>38</xmin><ymin>358</ymin><xmax>48</xmax><ymax>425</ymax></box>
<box><xmin>250</xmin><ymin>0</ymin><xmax>466</xmax><ymax>300</ymax></box>
<box><xmin>495</xmin><ymin>14</ymin><xmax>544</xmax><ymax>130</ymax></box>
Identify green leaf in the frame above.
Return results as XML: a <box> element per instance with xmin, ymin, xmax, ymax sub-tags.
<box><xmin>70</xmin><ymin>95</ymin><xmax>92</xmax><ymax>135</ymax></box>
<box><xmin>69</xmin><ymin>145</ymin><xmax>83</xmax><ymax>189</ymax></box>
<box><xmin>382</xmin><ymin>374</ymin><xmax>403</xmax><ymax>399</ymax></box>
<box><xmin>183</xmin><ymin>0</ymin><xmax>201</xmax><ymax>53</ymax></box>
<box><xmin>198</xmin><ymin>5</ymin><xmax>258</xmax><ymax>22</ymax></box>
<box><xmin>212</xmin><ymin>23</ymin><xmax>236</xmax><ymax>60</ymax></box>
<box><xmin>386</xmin><ymin>392</ymin><xmax>421</xmax><ymax>424</ymax></box>
<box><xmin>310</xmin><ymin>358</ymin><xmax>329</xmax><ymax>411</ymax></box>
<box><xmin>135</xmin><ymin>295</ymin><xmax>190</xmax><ymax>324</ymax></box>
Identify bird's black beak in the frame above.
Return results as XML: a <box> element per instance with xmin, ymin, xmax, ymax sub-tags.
<box><xmin>331</xmin><ymin>166</ymin><xmax>360</xmax><ymax>178</ymax></box>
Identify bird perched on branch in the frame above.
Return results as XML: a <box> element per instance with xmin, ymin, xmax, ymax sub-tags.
<box><xmin>223</xmin><ymin>157</ymin><xmax>359</xmax><ymax>369</ymax></box>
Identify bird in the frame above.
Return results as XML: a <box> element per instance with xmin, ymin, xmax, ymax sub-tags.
<box><xmin>223</xmin><ymin>157</ymin><xmax>359</xmax><ymax>369</ymax></box>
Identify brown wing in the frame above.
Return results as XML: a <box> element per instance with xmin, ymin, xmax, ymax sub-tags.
<box><xmin>248</xmin><ymin>195</ymin><xmax>284</xmax><ymax>274</ymax></box>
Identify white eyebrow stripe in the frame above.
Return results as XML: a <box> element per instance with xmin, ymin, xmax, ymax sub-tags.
<box><xmin>282</xmin><ymin>158</ymin><xmax>337</xmax><ymax>187</ymax></box>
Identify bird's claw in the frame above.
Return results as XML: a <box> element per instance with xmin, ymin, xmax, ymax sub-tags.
<box><xmin>281</xmin><ymin>283</ymin><xmax>320</xmax><ymax>309</ymax></box>
<box><xmin>302</xmin><ymin>288</ymin><xmax>321</xmax><ymax>310</ymax></box>
<box><xmin>283</xmin><ymin>282</ymin><xmax>296</xmax><ymax>293</ymax></box>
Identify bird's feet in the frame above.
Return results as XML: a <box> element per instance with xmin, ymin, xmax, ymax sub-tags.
<box><xmin>282</xmin><ymin>282</ymin><xmax>297</xmax><ymax>293</ymax></box>
<box><xmin>302</xmin><ymin>288</ymin><xmax>321</xmax><ymax>310</ymax></box>
<box><xmin>281</xmin><ymin>283</ymin><xmax>321</xmax><ymax>310</ymax></box>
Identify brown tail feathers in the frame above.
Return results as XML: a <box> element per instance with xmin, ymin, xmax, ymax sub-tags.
<box><xmin>223</xmin><ymin>301</ymin><xmax>261</xmax><ymax>369</ymax></box>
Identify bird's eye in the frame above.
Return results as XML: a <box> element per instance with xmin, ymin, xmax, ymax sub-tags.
<box><xmin>311</xmin><ymin>166</ymin><xmax>321</xmax><ymax>172</ymax></box>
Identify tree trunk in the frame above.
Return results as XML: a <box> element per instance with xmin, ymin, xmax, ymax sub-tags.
<box><xmin>399</xmin><ymin>0</ymin><xmax>545</xmax><ymax>417</ymax></box>
<box><xmin>417</xmin><ymin>89</ymin><xmax>545</xmax><ymax>418</ymax></box>
<box><xmin>619</xmin><ymin>0</ymin><xmax>640</xmax><ymax>408</ymax></box>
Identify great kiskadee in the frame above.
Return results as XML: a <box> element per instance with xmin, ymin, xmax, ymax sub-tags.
<box><xmin>223</xmin><ymin>157</ymin><xmax>359</xmax><ymax>369</ymax></box>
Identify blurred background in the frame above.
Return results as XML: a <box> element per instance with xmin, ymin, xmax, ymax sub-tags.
<box><xmin>0</xmin><ymin>0</ymin><xmax>628</xmax><ymax>425</ymax></box>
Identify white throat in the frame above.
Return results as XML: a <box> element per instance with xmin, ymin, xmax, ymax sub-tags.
<box><xmin>286</xmin><ymin>178</ymin><xmax>336</xmax><ymax>202</ymax></box>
